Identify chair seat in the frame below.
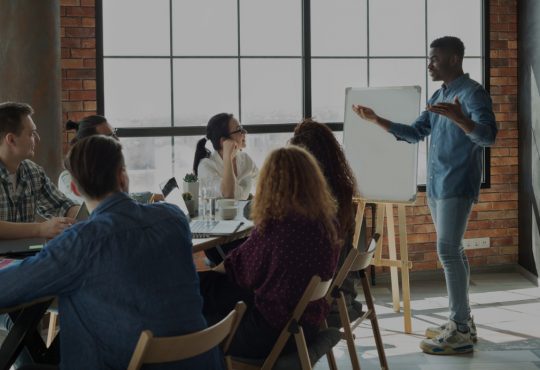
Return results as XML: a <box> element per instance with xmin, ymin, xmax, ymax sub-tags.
<box><xmin>232</xmin><ymin>327</ymin><xmax>341</xmax><ymax>370</ymax></box>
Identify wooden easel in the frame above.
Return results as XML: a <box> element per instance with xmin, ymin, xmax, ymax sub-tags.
<box><xmin>352</xmin><ymin>198</ymin><xmax>414</xmax><ymax>333</ymax></box>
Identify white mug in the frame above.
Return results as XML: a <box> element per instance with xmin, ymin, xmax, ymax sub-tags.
<box><xmin>219</xmin><ymin>206</ymin><xmax>237</xmax><ymax>220</ymax></box>
<box><xmin>217</xmin><ymin>198</ymin><xmax>236</xmax><ymax>208</ymax></box>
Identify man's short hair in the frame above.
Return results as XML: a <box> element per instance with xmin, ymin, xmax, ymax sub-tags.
<box><xmin>0</xmin><ymin>102</ymin><xmax>34</xmax><ymax>140</ymax></box>
<box><xmin>430</xmin><ymin>36</ymin><xmax>465</xmax><ymax>59</ymax></box>
<box><xmin>65</xmin><ymin>135</ymin><xmax>125</xmax><ymax>199</ymax></box>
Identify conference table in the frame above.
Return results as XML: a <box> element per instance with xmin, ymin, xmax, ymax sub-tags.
<box><xmin>192</xmin><ymin>222</ymin><xmax>253</xmax><ymax>253</ymax></box>
<box><xmin>191</xmin><ymin>200</ymin><xmax>254</xmax><ymax>253</ymax></box>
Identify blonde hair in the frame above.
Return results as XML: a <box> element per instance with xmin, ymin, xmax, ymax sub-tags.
<box><xmin>251</xmin><ymin>146</ymin><xmax>340</xmax><ymax>247</ymax></box>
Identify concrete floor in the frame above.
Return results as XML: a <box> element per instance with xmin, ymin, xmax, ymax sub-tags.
<box><xmin>315</xmin><ymin>270</ymin><xmax>540</xmax><ymax>370</ymax></box>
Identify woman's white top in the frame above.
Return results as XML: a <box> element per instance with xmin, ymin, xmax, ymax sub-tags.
<box><xmin>198</xmin><ymin>151</ymin><xmax>258</xmax><ymax>200</ymax></box>
<box><xmin>58</xmin><ymin>169</ymin><xmax>84</xmax><ymax>204</ymax></box>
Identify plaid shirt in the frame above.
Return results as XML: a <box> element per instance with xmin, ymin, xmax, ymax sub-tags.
<box><xmin>0</xmin><ymin>160</ymin><xmax>76</xmax><ymax>222</ymax></box>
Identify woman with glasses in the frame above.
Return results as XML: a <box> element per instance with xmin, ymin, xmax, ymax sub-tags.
<box><xmin>59</xmin><ymin>115</ymin><xmax>117</xmax><ymax>203</ymax></box>
<box><xmin>193</xmin><ymin>113</ymin><xmax>258</xmax><ymax>265</ymax></box>
<box><xmin>193</xmin><ymin>113</ymin><xmax>258</xmax><ymax>200</ymax></box>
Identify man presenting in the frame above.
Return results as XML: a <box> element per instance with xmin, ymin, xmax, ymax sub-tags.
<box><xmin>0</xmin><ymin>101</ymin><xmax>78</xmax><ymax>239</ymax></box>
<box><xmin>353</xmin><ymin>36</ymin><xmax>497</xmax><ymax>355</ymax></box>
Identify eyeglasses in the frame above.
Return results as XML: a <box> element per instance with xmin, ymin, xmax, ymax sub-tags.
<box><xmin>106</xmin><ymin>128</ymin><xmax>119</xmax><ymax>138</ymax></box>
<box><xmin>229</xmin><ymin>126</ymin><xmax>247</xmax><ymax>135</ymax></box>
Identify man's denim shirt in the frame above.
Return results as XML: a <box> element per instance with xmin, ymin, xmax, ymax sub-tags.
<box><xmin>0</xmin><ymin>192</ymin><xmax>223</xmax><ymax>370</ymax></box>
<box><xmin>388</xmin><ymin>74</ymin><xmax>497</xmax><ymax>201</ymax></box>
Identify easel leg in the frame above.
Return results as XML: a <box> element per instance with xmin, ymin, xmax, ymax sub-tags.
<box><xmin>374</xmin><ymin>205</ymin><xmax>385</xmax><ymax>263</ymax></box>
<box><xmin>398</xmin><ymin>204</ymin><xmax>412</xmax><ymax>333</ymax></box>
<box><xmin>385</xmin><ymin>204</ymin><xmax>400</xmax><ymax>313</ymax></box>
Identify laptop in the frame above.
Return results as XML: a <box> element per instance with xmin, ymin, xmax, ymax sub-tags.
<box><xmin>160</xmin><ymin>177</ymin><xmax>245</xmax><ymax>237</ymax></box>
<box><xmin>75</xmin><ymin>202</ymin><xmax>89</xmax><ymax>221</ymax></box>
<box><xmin>0</xmin><ymin>238</ymin><xmax>45</xmax><ymax>257</ymax></box>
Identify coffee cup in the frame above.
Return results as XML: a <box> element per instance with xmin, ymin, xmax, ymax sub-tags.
<box><xmin>219</xmin><ymin>206</ymin><xmax>237</xmax><ymax>220</ymax></box>
<box><xmin>217</xmin><ymin>199</ymin><xmax>236</xmax><ymax>208</ymax></box>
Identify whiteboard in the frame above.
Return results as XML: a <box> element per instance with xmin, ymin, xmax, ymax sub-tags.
<box><xmin>343</xmin><ymin>86</ymin><xmax>421</xmax><ymax>203</ymax></box>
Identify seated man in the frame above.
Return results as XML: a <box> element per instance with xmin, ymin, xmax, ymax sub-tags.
<box><xmin>0</xmin><ymin>136</ymin><xmax>223</xmax><ymax>369</ymax></box>
<box><xmin>0</xmin><ymin>101</ymin><xmax>78</xmax><ymax>239</ymax></box>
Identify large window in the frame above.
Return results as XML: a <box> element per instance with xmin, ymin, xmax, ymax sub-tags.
<box><xmin>99</xmin><ymin>0</ymin><xmax>487</xmax><ymax>193</ymax></box>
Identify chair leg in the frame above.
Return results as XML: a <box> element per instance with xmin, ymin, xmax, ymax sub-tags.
<box><xmin>46</xmin><ymin>312</ymin><xmax>58</xmax><ymax>348</ymax></box>
<box><xmin>294</xmin><ymin>327</ymin><xmax>312</xmax><ymax>370</ymax></box>
<box><xmin>326</xmin><ymin>349</ymin><xmax>338</xmax><ymax>370</ymax></box>
<box><xmin>321</xmin><ymin>321</ymin><xmax>338</xmax><ymax>370</ymax></box>
<box><xmin>361</xmin><ymin>271</ymin><xmax>388</xmax><ymax>370</ymax></box>
<box><xmin>337</xmin><ymin>293</ymin><xmax>361</xmax><ymax>370</ymax></box>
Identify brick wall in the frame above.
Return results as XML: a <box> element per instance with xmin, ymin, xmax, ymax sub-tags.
<box><xmin>374</xmin><ymin>0</ymin><xmax>518</xmax><ymax>273</ymax></box>
<box><xmin>60</xmin><ymin>0</ymin><xmax>97</xmax><ymax>154</ymax></box>
<box><xmin>59</xmin><ymin>0</ymin><xmax>518</xmax><ymax>272</ymax></box>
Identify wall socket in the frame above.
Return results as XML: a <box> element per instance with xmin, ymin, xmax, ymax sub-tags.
<box><xmin>463</xmin><ymin>237</ymin><xmax>490</xmax><ymax>249</ymax></box>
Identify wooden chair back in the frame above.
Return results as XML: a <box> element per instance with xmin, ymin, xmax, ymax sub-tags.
<box><xmin>350</xmin><ymin>233</ymin><xmax>380</xmax><ymax>272</ymax></box>
<box><xmin>232</xmin><ymin>275</ymin><xmax>334</xmax><ymax>370</ymax></box>
<box><xmin>127</xmin><ymin>301</ymin><xmax>246</xmax><ymax>370</ymax></box>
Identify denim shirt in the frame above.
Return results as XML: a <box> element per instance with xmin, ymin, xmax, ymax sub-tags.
<box><xmin>388</xmin><ymin>74</ymin><xmax>497</xmax><ymax>201</ymax></box>
<box><xmin>0</xmin><ymin>192</ymin><xmax>223</xmax><ymax>370</ymax></box>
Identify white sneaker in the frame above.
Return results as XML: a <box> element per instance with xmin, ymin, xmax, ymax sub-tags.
<box><xmin>420</xmin><ymin>320</ymin><xmax>474</xmax><ymax>355</ymax></box>
<box><xmin>425</xmin><ymin>316</ymin><xmax>477</xmax><ymax>342</ymax></box>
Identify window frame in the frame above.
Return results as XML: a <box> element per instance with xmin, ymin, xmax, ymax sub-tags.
<box><xmin>96</xmin><ymin>0</ymin><xmax>491</xmax><ymax>191</ymax></box>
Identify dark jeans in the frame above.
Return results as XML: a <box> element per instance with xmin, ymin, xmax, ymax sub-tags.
<box><xmin>199</xmin><ymin>271</ymin><xmax>316</xmax><ymax>359</ymax></box>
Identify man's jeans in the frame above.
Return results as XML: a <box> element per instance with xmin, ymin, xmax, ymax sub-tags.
<box><xmin>428</xmin><ymin>196</ymin><xmax>474</xmax><ymax>328</ymax></box>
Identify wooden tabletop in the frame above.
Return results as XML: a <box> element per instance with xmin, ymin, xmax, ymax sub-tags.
<box><xmin>192</xmin><ymin>222</ymin><xmax>253</xmax><ymax>253</ymax></box>
<box><xmin>191</xmin><ymin>200</ymin><xmax>254</xmax><ymax>252</ymax></box>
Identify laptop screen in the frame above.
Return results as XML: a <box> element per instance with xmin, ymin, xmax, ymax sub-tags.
<box><xmin>163</xmin><ymin>184</ymin><xmax>191</xmax><ymax>220</ymax></box>
<box><xmin>75</xmin><ymin>202</ymin><xmax>89</xmax><ymax>221</ymax></box>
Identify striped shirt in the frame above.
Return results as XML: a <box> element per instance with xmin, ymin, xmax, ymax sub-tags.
<box><xmin>0</xmin><ymin>160</ymin><xmax>76</xmax><ymax>222</ymax></box>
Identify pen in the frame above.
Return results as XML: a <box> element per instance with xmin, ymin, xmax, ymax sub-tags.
<box><xmin>232</xmin><ymin>222</ymin><xmax>244</xmax><ymax>233</ymax></box>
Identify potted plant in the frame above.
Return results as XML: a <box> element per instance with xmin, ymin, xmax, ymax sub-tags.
<box><xmin>182</xmin><ymin>192</ymin><xmax>196</xmax><ymax>217</ymax></box>
<box><xmin>182</xmin><ymin>173</ymin><xmax>199</xmax><ymax>216</ymax></box>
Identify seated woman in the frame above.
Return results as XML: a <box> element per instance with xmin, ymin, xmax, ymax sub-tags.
<box><xmin>193</xmin><ymin>113</ymin><xmax>258</xmax><ymax>263</ymax></box>
<box><xmin>194</xmin><ymin>113</ymin><xmax>258</xmax><ymax>200</ymax></box>
<box><xmin>290</xmin><ymin>118</ymin><xmax>362</xmax><ymax>323</ymax></box>
<box><xmin>59</xmin><ymin>115</ymin><xmax>116</xmax><ymax>203</ymax></box>
<box><xmin>199</xmin><ymin>146</ymin><xmax>341</xmax><ymax>358</ymax></box>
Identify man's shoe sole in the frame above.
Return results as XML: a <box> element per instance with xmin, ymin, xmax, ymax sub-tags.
<box><xmin>420</xmin><ymin>343</ymin><xmax>474</xmax><ymax>355</ymax></box>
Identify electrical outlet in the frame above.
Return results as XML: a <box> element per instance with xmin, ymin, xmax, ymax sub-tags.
<box><xmin>463</xmin><ymin>237</ymin><xmax>490</xmax><ymax>249</ymax></box>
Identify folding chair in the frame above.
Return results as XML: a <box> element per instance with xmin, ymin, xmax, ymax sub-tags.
<box><xmin>127</xmin><ymin>301</ymin><xmax>246</xmax><ymax>370</ymax></box>
<box><xmin>231</xmin><ymin>275</ymin><xmax>341</xmax><ymax>370</ymax></box>
<box><xmin>327</xmin><ymin>234</ymin><xmax>388</xmax><ymax>370</ymax></box>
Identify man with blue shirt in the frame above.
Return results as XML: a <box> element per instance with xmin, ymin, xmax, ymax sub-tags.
<box><xmin>0</xmin><ymin>136</ymin><xmax>223</xmax><ymax>369</ymax></box>
<box><xmin>353</xmin><ymin>36</ymin><xmax>497</xmax><ymax>355</ymax></box>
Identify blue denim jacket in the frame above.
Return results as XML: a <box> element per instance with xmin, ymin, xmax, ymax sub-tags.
<box><xmin>0</xmin><ymin>192</ymin><xmax>223</xmax><ymax>370</ymax></box>
<box><xmin>388</xmin><ymin>74</ymin><xmax>497</xmax><ymax>201</ymax></box>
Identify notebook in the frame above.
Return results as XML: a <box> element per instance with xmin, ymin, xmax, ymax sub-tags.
<box><xmin>0</xmin><ymin>238</ymin><xmax>45</xmax><ymax>257</ymax></box>
<box><xmin>161</xmin><ymin>177</ymin><xmax>245</xmax><ymax>237</ymax></box>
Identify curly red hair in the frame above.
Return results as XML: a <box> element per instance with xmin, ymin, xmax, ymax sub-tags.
<box><xmin>251</xmin><ymin>146</ymin><xmax>340</xmax><ymax>247</ymax></box>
